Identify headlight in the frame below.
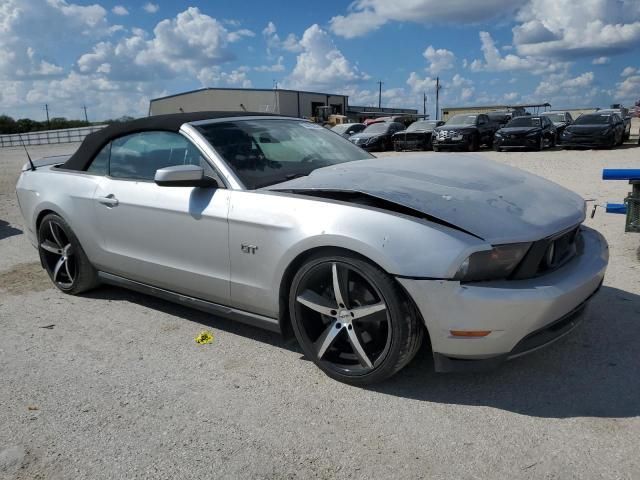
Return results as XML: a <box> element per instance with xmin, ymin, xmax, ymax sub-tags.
<box><xmin>495</xmin><ymin>132</ymin><xmax>503</xmax><ymax>138</ymax></box>
<box><xmin>562</xmin><ymin>131</ymin><xmax>572</xmax><ymax>137</ymax></box>
<box><xmin>454</xmin><ymin>243</ymin><xmax>532</xmax><ymax>282</ymax></box>
<box><xmin>365</xmin><ymin>136</ymin><xmax>379</xmax><ymax>144</ymax></box>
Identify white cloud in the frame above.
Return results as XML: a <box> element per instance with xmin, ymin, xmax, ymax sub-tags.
<box><xmin>255</xmin><ymin>56</ymin><xmax>285</xmax><ymax>73</ymax></box>
<box><xmin>592</xmin><ymin>56</ymin><xmax>610</xmax><ymax>65</ymax></box>
<box><xmin>469</xmin><ymin>31</ymin><xmax>567</xmax><ymax>74</ymax></box>
<box><xmin>197</xmin><ymin>67</ymin><xmax>253</xmax><ymax>88</ymax></box>
<box><xmin>262</xmin><ymin>21</ymin><xmax>302</xmax><ymax>54</ymax></box>
<box><xmin>284</xmin><ymin>24</ymin><xmax>369</xmax><ymax>91</ymax></box>
<box><xmin>406</xmin><ymin>72</ymin><xmax>435</xmax><ymax>93</ymax></box>
<box><xmin>534</xmin><ymin>72</ymin><xmax>595</xmax><ymax>97</ymax></box>
<box><xmin>423</xmin><ymin>46</ymin><xmax>455</xmax><ymax>75</ymax></box>
<box><xmin>143</xmin><ymin>2</ymin><xmax>159</xmax><ymax>14</ymax></box>
<box><xmin>112</xmin><ymin>5</ymin><xmax>129</xmax><ymax>16</ymax></box>
<box><xmin>77</xmin><ymin>8</ymin><xmax>246</xmax><ymax>82</ymax></box>
<box><xmin>621</xmin><ymin>67</ymin><xmax>637</xmax><ymax>77</ymax></box>
<box><xmin>330</xmin><ymin>0</ymin><xmax>526</xmax><ymax>38</ymax></box>
<box><xmin>615</xmin><ymin>75</ymin><xmax>640</xmax><ymax>102</ymax></box>
<box><xmin>514</xmin><ymin>0</ymin><xmax>640</xmax><ymax>58</ymax></box>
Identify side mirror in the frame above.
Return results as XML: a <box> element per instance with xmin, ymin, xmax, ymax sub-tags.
<box><xmin>154</xmin><ymin>165</ymin><xmax>219</xmax><ymax>188</ymax></box>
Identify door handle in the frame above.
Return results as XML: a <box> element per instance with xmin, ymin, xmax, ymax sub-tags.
<box><xmin>97</xmin><ymin>195</ymin><xmax>119</xmax><ymax>207</ymax></box>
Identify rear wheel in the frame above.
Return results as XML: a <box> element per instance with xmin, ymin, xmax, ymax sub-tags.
<box><xmin>289</xmin><ymin>252</ymin><xmax>423</xmax><ymax>385</ymax></box>
<box><xmin>38</xmin><ymin>213</ymin><xmax>99</xmax><ymax>294</ymax></box>
<box><xmin>535</xmin><ymin>136</ymin><xmax>543</xmax><ymax>151</ymax></box>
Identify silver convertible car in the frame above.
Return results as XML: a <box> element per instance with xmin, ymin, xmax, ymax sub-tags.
<box><xmin>16</xmin><ymin>112</ymin><xmax>609</xmax><ymax>384</ymax></box>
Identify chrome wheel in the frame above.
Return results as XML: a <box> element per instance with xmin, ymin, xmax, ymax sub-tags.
<box><xmin>39</xmin><ymin>219</ymin><xmax>76</xmax><ymax>289</ymax></box>
<box><xmin>293</xmin><ymin>261</ymin><xmax>391</xmax><ymax>375</ymax></box>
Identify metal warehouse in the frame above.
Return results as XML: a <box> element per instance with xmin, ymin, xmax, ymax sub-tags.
<box><xmin>149</xmin><ymin>87</ymin><xmax>348</xmax><ymax>118</ymax></box>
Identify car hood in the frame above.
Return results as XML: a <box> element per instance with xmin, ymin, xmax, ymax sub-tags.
<box><xmin>268</xmin><ymin>154</ymin><xmax>585</xmax><ymax>244</ymax></box>
<box><xmin>566</xmin><ymin>125</ymin><xmax>608</xmax><ymax>134</ymax></box>
<box><xmin>435</xmin><ymin>125</ymin><xmax>477</xmax><ymax>132</ymax></box>
<box><xmin>350</xmin><ymin>132</ymin><xmax>384</xmax><ymax>141</ymax></box>
<box><xmin>394</xmin><ymin>130</ymin><xmax>431</xmax><ymax>137</ymax></box>
<box><xmin>499</xmin><ymin>127</ymin><xmax>541</xmax><ymax>135</ymax></box>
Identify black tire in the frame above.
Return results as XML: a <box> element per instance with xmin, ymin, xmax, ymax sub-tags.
<box><xmin>432</xmin><ymin>146</ymin><xmax>440</xmax><ymax>152</ymax></box>
<box><xmin>394</xmin><ymin>142</ymin><xmax>401</xmax><ymax>152</ymax></box>
<box><xmin>289</xmin><ymin>251</ymin><xmax>423</xmax><ymax>385</ymax></box>
<box><xmin>534</xmin><ymin>135</ymin><xmax>543</xmax><ymax>151</ymax></box>
<box><xmin>468</xmin><ymin>135</ymin><xmax>480</xmax><ymax>152</ymax></box>
<box><xmin>38</xmin><ymin>213</ymin><xmax>99</xmax><ymax>294</ymax></box>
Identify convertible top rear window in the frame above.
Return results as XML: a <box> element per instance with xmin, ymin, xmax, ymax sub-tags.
<box><xmin>195</xmin><ymin>119</ymin><xmax>372</xmax><ymax>189</ymax></box>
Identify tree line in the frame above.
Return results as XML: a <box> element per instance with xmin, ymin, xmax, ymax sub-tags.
<box><xmin>0</xmin><ymin>115</ymin><xmax>135</xmax><ymax>135</ymax></box>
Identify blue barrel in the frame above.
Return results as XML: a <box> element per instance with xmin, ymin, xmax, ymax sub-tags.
<box><xmin>602</xmin><ymin>169</ymin><xmax>640</xmax><ymax>180</ymax></box>
<box><xmin>606</xmin><ymin>203</ymin><xmax>627</xmax><ymax>214</ymax></box>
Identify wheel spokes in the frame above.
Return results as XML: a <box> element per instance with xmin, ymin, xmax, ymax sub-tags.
<box><xmin>49</xmin><ymin>222</ymin><xmax>64</xmax><ymax>247</ymax></box>
<box><xmin>331</xmin><ymin>263</ymin><xmax>349</xmax><ymax>308</ymax></box>
<box><xmin>350</xmin><ymin>303</ymin><xmax>386</xmax><ymax>322</ymax></box>
<box><xmin>53</xmin><ymin>256</ymin><xmax>66</xmax><ymax>282</ymax></box>
<box><xmin>297</xmin><ymin>290</ymin><xmax>337</xmax><ymax>317</ymax></box>
<box><xmin>40</xmin><ymin>240</ymin><xmax>63</xmax><ymax>255</ymax></box>
<box><xmin>314</xmin><ymin>320</ymin><xmax>342</xmax><ymax>359</ymax></box>
<box><xmin>346</xmin><ymin>326</ymin><xmax>373</xmax><ymax>368</ymax></box>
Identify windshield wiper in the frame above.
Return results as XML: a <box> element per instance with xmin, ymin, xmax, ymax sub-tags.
<box><xmin>285</xmin><ymin>173</ymin><xmax>308</xmax><ymax>180</ymax></box>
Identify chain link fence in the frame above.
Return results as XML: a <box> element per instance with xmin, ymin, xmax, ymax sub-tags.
<box><xmin>0</xmin><ymin>125</ymin><xmax>107</xmax><ymax>148</ymax></box>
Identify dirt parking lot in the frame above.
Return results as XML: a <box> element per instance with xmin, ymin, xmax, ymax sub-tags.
<box><xmin>1</xmin><ymin>132</ymin><xmax>639</xmax><ymax>479</ymax></box>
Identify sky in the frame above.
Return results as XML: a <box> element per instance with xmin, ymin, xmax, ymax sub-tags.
<box><xmin>1</xmin><ymin>0</ymin><xmax>639</xmax><ymax>122</ymax></box>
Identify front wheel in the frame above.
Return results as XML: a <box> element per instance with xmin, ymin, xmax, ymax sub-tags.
<box><xmin>289</xmin><ymin>252</ymin><xmax>424</xmax><ymax>385</ymax></box>
<box><xmin>38</xmin><ymin>213</ymin><xmax>99</xmax><ymax>294</ymax></box>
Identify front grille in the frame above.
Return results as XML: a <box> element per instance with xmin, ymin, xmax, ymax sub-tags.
<box><xmin>511</xmin><ymin>226</ymin><xmax>580</xmax><ymax>280</ymax></box>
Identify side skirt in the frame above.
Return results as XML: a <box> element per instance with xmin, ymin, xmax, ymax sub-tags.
<box><xmin>97</xmin><ymin>271</ymin><xmax>281</xmax><ymax>333</ymax></box>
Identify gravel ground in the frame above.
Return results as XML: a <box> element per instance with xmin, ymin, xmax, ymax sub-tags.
<box><xmin>1</xmin><ymin>129</ymin><xmax>639</xmax><ymax>479</ymax></box>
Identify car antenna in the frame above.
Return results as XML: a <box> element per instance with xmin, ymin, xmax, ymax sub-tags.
<box><xmin>18</xmin><ymin>133</ymin><xmax>36</xmax><ymax>171</ymax></box>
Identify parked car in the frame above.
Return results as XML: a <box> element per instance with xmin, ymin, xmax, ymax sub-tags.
<box><xmin>494</xmin><ymin>115</ymin><xmax>557</xmax><ymax>151</ymax></box>
<box><xmin>542</xmin><ymin>111</ymin><xmax>574</xmax><ymax>136</ymax></box>
<box><xmin>487</xmin><ymin>111</ymin><xmax>513</xmax><ymax>129</ymax></box>
<box><xmin>432</xmin><ymin>114</ymin><xmax>498</xmax><ymax>151</ymax></box>
<box><xmin>15</xmin><ymin>112</ymin><xmax>608</xmax><ymax>385</ymax></box>
<box><xmin>331</xmin><ymin>123</ymin><xmax>366</xmax><ymax>138</ymax></box>
<box><xmin>349</xmin><ymin>121</ymin><xmax>405</xmax><ymax>151</ymax></box>
<box><xmin>561</xmin><ymin>112</ymin><xmax>625</xmax><ymax>148</ymax></box>
<box><xmin>392</xmin><ymin>120</ymin><xmax>444</xmax><ymax>151</ymax></box>
<box><xmin>597</xmin><ymin>108</ymin><xmax>631</xmax><ymax>141</ymax></box>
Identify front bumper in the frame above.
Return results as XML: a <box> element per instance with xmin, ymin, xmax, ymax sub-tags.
<box><xmin>495</xmin><ymin>136</ymin><xmax>539</xmax><ymax>149</ymax></box>
<box><xmin>398</xmin><ymin>226</ymin><xmax>608</xmax><ymax>371</ymax></box>
<box><xmin>432</xmin><ymin>138</ymin><xmax>470</xmax><ymax>149</ymax></box>
<box><xmin>561</xmin><ymin>136</ymin><xmax>611</xmax><ymax>147</ymax></box>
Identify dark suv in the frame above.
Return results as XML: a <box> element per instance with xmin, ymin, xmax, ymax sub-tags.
<box><xmin>432</xmin><ymin>114</ymin><xmax>498</xmax><ymax>151</ymax></box>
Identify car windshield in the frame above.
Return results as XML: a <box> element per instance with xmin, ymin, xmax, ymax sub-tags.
<box><xmin>543</xmin><ymin>113</ymin><xmax>566</xmax><ymax>122</ymax></box>
<box><xmin>446</xmin><ymin>115</ymin><xmax>477</xmax><ymax>126</ymax></box>
<box><xmin>195</xmin><ymin>119</ymin><xmax>373</xmax><ymax>189</ymax></box>
<box><xmin>574</xmin><ymin>114</ymin><xmax>611</xmax><ymax>125</ymax></box>
<box><xmin>407</xmin><ymin>121</ymin><xmax>437</xmax><ymax>132</ymax></box>
<box><xmin>330</xmin><ymin>124</ymin><xmax>349</xmax><ymax>134</ymax></box>
<box><xmin>363</xmin><ymin>122</ymin><xmax>389</xmax><ymax>133</ymax></box>
<box><xmin>506</xmin><ymin>117</ymin><xmax>542</xmax><ymax>127</ymax></box>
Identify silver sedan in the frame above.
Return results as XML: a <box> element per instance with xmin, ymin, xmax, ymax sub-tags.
<box><xmin>15</xmin><ymin>112</ymin><xmax>609</xmax><ymax>384</ymax></box>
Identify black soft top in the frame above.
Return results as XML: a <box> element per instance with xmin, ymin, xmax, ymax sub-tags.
<box><xmin>62</xmin><ymin>111</ymin><xmax>282</xmax><ymax>171</ymax></box>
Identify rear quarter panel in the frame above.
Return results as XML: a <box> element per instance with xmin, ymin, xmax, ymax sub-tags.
<box><xmin>16</xmin><ymin>166</ymin><xmax>103</xmax><ymax>262</ymax></box>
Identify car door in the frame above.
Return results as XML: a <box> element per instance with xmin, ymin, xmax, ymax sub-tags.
<box><xmin>91</xmin><ymin>130</ymin><xmax>231</xmax><ymax>304</ymax></box>
<box><xmin>476</xmin><ymin>115</ymin><xmax>489</xmax><ymax>144</ymax></box>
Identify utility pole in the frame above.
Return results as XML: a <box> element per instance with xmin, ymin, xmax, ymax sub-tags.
<box><xmin>435</xmin><ymin>77</ymin><xmax>441</xmax><ymax>120</ymax></box>
<box><xmin>44</xmin><ymin>104</ymin><xmax>50</xmax><ymax>129</ymax></box>
<box><xmin>83</xmin><ymin>105</ymin><xmax>89</xmax><ymax>124</ymax></box>
<box><xmin>423</xmin><ymin>92</ymin><xmax>427</xmax><ymax>118</ymax></box>
<box><xmin>377</xmin><ymin>81</ymin><xmax>383</xmax><ymax>109</ymax></box>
